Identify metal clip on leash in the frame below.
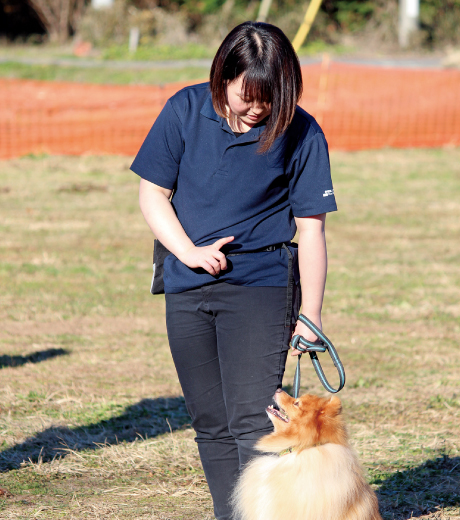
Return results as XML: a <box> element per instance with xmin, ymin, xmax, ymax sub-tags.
<box><xmin>291</xmin><ymin>314</ymin><xmax>346</xmax><ymax>397</ymax></box>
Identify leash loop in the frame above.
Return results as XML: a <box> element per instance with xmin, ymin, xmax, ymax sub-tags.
<box><xmin>291</xmin><ymin>314</ymin><xmax>346</xmax><ymax>396</ymax></box>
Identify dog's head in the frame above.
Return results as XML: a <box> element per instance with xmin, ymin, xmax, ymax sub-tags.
<box><xmin>256</xmin><ymin>390</ymin><xmax>347</xmax><ymax>453</ymax></box>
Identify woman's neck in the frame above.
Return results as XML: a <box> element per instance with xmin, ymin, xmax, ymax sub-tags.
<box><xmin>226</xmin><ymin>112</ymin><xmax>252</xmax><ymax>133</ymax></box>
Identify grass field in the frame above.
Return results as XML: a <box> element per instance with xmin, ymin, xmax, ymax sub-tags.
<box><xmin>0</xmin><ymin>62</ymin><xmax>210</xmax><ymax>86</ymax></box>
<box><xmin>1</xmin><ymin>148</ymin><xmax>459</xmax><ymax>519</ymax></box>
<box><xmin>0</xmin><ymin>41</ymin><xmax>349</xmax><ymax>85</ymax></box>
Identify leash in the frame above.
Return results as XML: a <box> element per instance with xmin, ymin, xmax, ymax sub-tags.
<box><xmin>291</xmin><ymin>314</ymin><xmax>346</xmax><ymax>396</ymax></box>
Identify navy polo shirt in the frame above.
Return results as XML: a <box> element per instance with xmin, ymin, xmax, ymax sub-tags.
<box><xmin>131</xmin><ymin>82</ymin><xmax>337</xmax><ymax>294</ymax></box>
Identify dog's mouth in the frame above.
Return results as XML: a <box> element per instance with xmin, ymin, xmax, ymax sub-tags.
<box><xmin>266</xmin><ymin>402</ymin><xmax>289</xmax><ymax>423</ymax></box>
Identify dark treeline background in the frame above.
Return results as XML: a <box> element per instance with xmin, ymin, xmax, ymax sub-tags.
<box><xmin>1</xmin><ymin>0</ymin><xmax>459</xmax><ymax>49</ymax></box>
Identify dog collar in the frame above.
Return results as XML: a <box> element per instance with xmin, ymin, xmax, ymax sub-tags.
<box><xmin>279</xmin><ymin>443</ymin><xmax>323</xmax><ymax>456</ymax></box>
<box><xmin>279</xmin><ymin>447</ymin><xmax>295</xmax><ymax>456</ymax></box>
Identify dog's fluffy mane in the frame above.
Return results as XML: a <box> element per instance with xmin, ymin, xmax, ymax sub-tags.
<box><xmin>231</xmin><ymin>391</ymin><xmax>382</xmax><ymax>520</ymax></box>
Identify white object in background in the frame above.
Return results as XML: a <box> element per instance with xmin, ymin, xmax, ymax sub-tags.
<box><xmin>406</xmin><ymin>0</ymin><xmax>419</xmax><ymax>18</ymax></box>
<box><xmin>92</xmin><ymin>0</ymin><xmax>114</xmax><ymax>9</ymax></box>
<box><xmin>399</xmin><ymin>0</ymin><xmax>419</xmax><ymax>47</ymax></box>
<box><xmin>129</xmin><ymin>27</ymin><xmax>140</xmax><ymax>53</ymax></box>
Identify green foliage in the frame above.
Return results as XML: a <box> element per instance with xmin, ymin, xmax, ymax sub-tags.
<box><xmin>317</xmin><ymin>0</ymin><xmax>460</xmax><ymax>47</ymax></box>
<box><xmin>8</xmin><ymin>0</ymin><xmax>460</xmax><ymax>50</ymax></box>
<box><xmin>175</xmin><ymin>0</ymin><xmax>226</xmax><ymax>16</ymax></box>
<box><xmin>73</xmin><ymin>0</ymin><xmax>460</xmax><ymax>51</ymax></box>
<box><xmin>420</xmin><ymin>0</ymin><xmax>460</xmax><ymax>45</ymax></box>
<box><xmin>268</xmin><ymin>0</ymin><xmax>386</xmax><ymax>43</ymax></box>
<box><xmin>329</xmin><ymin>0</ymin><xmax>376</xmax><ymax>32</ymax></box>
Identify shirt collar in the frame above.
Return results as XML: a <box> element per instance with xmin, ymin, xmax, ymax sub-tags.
<box><xmin>200</xmin><ymin>92</ymin><xmax>220</xmax><ymax>122</ymax></box>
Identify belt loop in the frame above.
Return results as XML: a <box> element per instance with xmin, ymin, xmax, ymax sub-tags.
<box><xmin>282</xmin><ymin>243</ymin><xmax>294</xmax><ymax>328</ymax></box>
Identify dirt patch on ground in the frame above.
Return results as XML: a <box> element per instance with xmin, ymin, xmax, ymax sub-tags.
<box><xmin>0</xmin><ymin>315</ymin><xmax>166</xmax><ymax>339</ymax></box>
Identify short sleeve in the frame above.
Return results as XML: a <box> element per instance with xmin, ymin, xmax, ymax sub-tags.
<box><xmin>130</xmin><ymin>100</ymin><xmax>183</xmax><ymax>190</ymax></box>
<box><xmin>288</xmin><ymin>132</ymin><xmax>337</xmax><ymax>217</ymax></box>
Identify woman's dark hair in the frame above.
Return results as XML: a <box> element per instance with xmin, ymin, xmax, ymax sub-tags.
<box><xmin>210</xmin><ymin>21</ymin><xmax>303</xmax><ymax>153</ymax></box>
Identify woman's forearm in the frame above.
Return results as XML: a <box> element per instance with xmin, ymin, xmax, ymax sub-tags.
<box><xmin>139</xmin><ymin>178</ymin><xmax>194</xmax><ymax>260</ymax></box>
<box><xmin>295</xmin><ymin>214</ymin><xmax>327</xmax><ymax>319</ymax></box>
<box><xmin>290</xmin><ymin>214</ymin><xmax>327</xmax><ymax>352</ymax></box>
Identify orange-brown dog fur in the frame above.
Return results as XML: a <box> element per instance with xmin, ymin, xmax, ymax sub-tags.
<box><xmin>231</xmin><ymin>390</ymin><xmax>382</xmax><ymax>520</ymax></box>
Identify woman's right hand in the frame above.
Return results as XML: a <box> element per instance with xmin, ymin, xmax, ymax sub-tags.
<box><xmin>178</xmin><ymin>237</ymin><xmax>234</xmax><ymax>276</ymax></box>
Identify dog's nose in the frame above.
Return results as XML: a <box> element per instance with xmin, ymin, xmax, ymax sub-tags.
<box><xmin>275</xmin><ymin>388</ymin><xmax>283</xmax><ymax>393</ymax></box>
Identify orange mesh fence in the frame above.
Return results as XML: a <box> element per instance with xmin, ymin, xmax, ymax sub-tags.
<box><xmin>0</xmin><ymin>79</ymin><xmax>199</xmax><ymax>159</ymax></box>
<box><xmin>0</xmin><ymin>61</ymin><xmax>459</xmax><ymax>159</ymax></box>
<box><xmin>299</xmin><ymin>61</ymin><xmax>460</xmax><ymax>150</ymax></box>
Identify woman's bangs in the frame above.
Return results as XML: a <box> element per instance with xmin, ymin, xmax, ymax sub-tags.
<box><xmin>241</xmin><ymin>66</ymin><xmax>273</xmax><ymax>105</ymax></box>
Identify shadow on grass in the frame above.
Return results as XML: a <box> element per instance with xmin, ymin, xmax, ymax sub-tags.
<box><xmin>375</xmin><ymin>454</ymin><xmax>460</xmax><ymax>519</ymax></box>
<box><xmin>0</xmin><ymin>397</ymin><xmax>190</xmax><ymax>472</ymax></box>
<box><xmin>0</xmin><ymin>348</ymin><xmax>69</xmax><ymax>369</ymax></box>
<box><xmin>1</xmin><ymin>398</ymin><xmax>459</xmax><ymax>518</ymax></box>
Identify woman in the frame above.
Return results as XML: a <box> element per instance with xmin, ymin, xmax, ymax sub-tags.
<box><xmin>131</xmin><ymin>22</ymin><xmax>337</xmax><ymax>520</ymax></box>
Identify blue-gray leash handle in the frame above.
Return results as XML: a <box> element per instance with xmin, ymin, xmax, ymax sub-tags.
<box><xmin>291</xmin><ymin>314</ymin><xmax>346</xmax><ymax>397</ymax></box>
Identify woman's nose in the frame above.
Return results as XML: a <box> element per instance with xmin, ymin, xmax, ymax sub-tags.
<box><xmin>250</xmin><ymin>103</ymin><xmax>265</xmax><ymax>113</ymax></box>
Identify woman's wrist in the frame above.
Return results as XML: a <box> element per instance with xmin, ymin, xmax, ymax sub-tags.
<box><xmin>174</xmin><ymin>243</ymin><xmax>196</xmax><ymax>264</ymax></box>
<box><xmin>298</xmin><ymin>309</ymin><xmax>322</xmax><ymax>323</ymax></box>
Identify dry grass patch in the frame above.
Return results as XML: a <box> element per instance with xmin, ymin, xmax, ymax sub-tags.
<box><xmin>0</xmin><ymin>148</ymin><xmax>459</xmax><ymax>519</ymax></box>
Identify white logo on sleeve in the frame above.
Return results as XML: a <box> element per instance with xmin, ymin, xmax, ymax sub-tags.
<box><xmin>323</xmin><ymin>189</ymin><xmax>334</xmax><ymax>197</ymax></box>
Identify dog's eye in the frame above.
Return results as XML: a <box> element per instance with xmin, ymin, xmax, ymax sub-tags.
<box><xmin>294</xmin><ymin>401</ymin><xmax>300</xmax><ymax>407</ymax></box>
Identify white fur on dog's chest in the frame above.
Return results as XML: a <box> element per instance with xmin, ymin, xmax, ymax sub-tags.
<box><xmin>233</xmin><ymin>444</ymin><xmax>367</xmax><ymax>520</ymax></box>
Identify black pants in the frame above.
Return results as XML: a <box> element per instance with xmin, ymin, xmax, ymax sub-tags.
<box><xmin>165</xmin><ymin>283</ymin><xmax>298</xmax><ymax>520</ymax></box>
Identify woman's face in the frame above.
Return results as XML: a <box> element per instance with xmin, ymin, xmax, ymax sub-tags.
<box><xmin>226</xmin><ymin>75</ymin><xmax>271</xmax><ymax>130</ymax></box>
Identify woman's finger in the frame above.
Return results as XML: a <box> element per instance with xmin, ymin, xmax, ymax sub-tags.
<box><xmin>201</xmin><ymin>260</ymin><xmax>217</xmax><ymax>275</ymax></box>
<box><xmin>207</xmin><ymin>257</ymin><xmax>221</xmax><ymax>272</ymax></box>
<box><xmin>213</xmin><ymin>250</ymin><xmax>226</xmax><ymax>262</ymax></box>
<box><xmin>213</xmin><ymin>236</ymin><xmax>234</xmax><ymax>250</ymax></box>
<box><xmin>212</xmin><ymin>250</ymin><xmax>227</xmax><ymax>270</ymax></box>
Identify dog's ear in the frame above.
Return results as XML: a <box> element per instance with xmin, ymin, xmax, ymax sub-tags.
<box><xmin>323</xmin><ymin>396</ymin><xmax>342</xmax><ymax>417</ymax></box>
<box><xmin>255</xmin><ymin>432</ymin><xmax>294</xmax><ymax>453</ymax></box>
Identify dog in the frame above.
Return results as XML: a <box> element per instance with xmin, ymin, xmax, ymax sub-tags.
<box><xmin>231</xmin><ymin>389</ymin><xmax>382</xmax><ymax>520</ymax></box>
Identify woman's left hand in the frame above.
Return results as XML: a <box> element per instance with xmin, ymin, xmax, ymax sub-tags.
<box><xmin>290</xmin><ymin>315</ymin><xmax>322</xmax><ymax>357</ymax></box>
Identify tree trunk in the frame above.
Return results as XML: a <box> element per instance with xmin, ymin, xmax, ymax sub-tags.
<box><xmin>27</xmin><ymin>0</ymin><xmax>87</xmax><ymax>43</ymax></box>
